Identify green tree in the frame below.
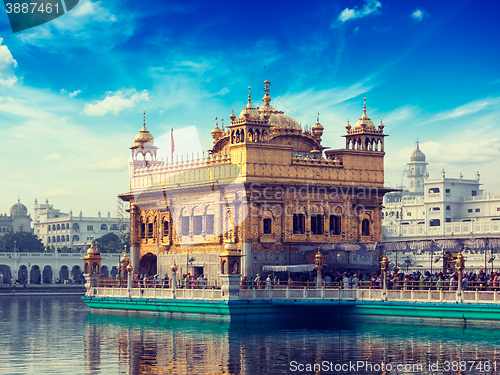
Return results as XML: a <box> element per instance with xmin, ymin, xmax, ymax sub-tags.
<box><xmin>95</xmin><ymin>232</ymin><xmax>129</xmax><ymax>253</ymax></box>
<box><xmin>0</xmin><ymin>231</ymin><xmax>45</xmax><ymax>252</ymax></box>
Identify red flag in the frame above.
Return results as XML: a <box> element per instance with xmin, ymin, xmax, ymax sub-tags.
<box><xmin>171</xmin><ymin>128</ymin><xmax>175</xmax><ymax>161</ymax></box>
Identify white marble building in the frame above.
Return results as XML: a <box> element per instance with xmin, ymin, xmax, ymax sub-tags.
<box><xmin>0</xmin><ymin>199</ymin><xmax>32</xmax><ymax>235</ymax></box>
<box><xmin>33</xmin><ymin>199</ymin><xmax>129</xmax><ymax>251</ymax></box>
<box><xmin>383</xmin><ymin>143</ymin><xmax>500</xmax><ymax>241</ymax></box>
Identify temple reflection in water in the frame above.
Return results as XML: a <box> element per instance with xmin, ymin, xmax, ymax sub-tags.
<box><xmin>84</xmin><ymin>312</ymin><xmax>500</xmax><ymax>374</ymax></box>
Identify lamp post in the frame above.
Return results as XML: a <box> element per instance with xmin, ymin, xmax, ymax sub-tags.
<box><xmin>380</xmin><ymin>253</ymin><xmax>389</xmax><ymax>300</ymax></box>
<box><xmin>314</xmin><ymin>249</ymin><xmax>326</xmax><ymax>288</ymax></box>
<box><xmin>13</xmin><ymin>240</ymin><xmax>16</xmax><ymax>255</ymax></box>
<box><xmin>171</xmin><ymin>261</ymin><xmax>178</xmax><ymax>296</ymax></box>
<box><xmin>456</xmin><ymin>246</ymin><xmax>465</xmax><ymax>303</ymax></box>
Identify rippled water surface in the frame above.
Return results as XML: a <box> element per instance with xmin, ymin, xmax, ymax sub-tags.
<box><xmin>2</xmin><ymin>296</ymin><xmax>500</xmax><ymax>374</ymax></box>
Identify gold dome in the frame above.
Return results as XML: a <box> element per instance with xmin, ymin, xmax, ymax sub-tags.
<box><xmin>258</xmin><ymin>80</ymin><xmax>302</xmax><ymax>131</ymax></box>
<box><xmin>211</xmin><ymin>119</ymin><xmax>224</xmax><ymax>140</ymax></box>
<box><xmin>354</xmin><ymin>98</ymin><xmax>376</xmax><ymax>131</ymax></box>
<box><xmin>134</xmin><ymin>111</ymin><xmax>154</xmax><ymax>146</ymax></box>
<box><xmin>410</xmin><ymin>141</ymin><xmax>426</xmax><ymax>162</ymax></box>
<box><xmin>87</xmin><ymin>236</ymin><xmax>98</xmax><ymax>255</ymax></box>
<box><xmin>238</xmin><ymin>86</ymin><xmax>261</xmax><ymax>120</ymax></box>
<box><xmin>311</xmin><ymin>114</ymin><xmax>324</xmax><ymax>137</ymax></box>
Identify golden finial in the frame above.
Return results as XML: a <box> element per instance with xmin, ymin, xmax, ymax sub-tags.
<box><xmin>143</xmin><ymin>111</ymin><xmax>146</xmax><ymax>126</ymax></box>
<box><xmin>263</xmin><ymin>78</ymin><xmax>271</xmax><ymax>96</ymax></box>
<box><xmin>248</xmin><ymin>86</ymin><xmax>252</xmax><ymax>103</ymax></box>
<box><xmin>317</xmin><ymin>113</ymin><xmax>320</xmax><ymax>123</ymax></box>
<box><xmin>363</xmin><ymin>97</ymin><xmax>367</xmax><ymax>114</ymax></box>
<box><xmin>215</xmin><ymin>117</ymin><xmax>218</xmax><ymax>127</ymax></box>
<box><xmin>221</xmin><ymin>118</ymin><xmax>224</xmax><ymax>128</ymax></box>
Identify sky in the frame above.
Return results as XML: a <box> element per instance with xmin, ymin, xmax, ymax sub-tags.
<box><xmin>0</xmin><ymin>0</ymin><xmax>499</xmax><ymax>218</ymax></box>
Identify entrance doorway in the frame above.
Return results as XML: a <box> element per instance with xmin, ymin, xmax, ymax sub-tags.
<box><xmin>193</xmin><ymin>266</ymin><xmax>204</xmax><ymax>277</ymax></box>
<box><xmin>139</xmin><ymin>253</ymin><xmax>157</xmax><ymax>276</ymax></box>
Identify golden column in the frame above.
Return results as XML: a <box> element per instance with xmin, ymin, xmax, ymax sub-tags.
<box><xmin>380</xmin><ymin>253</ymin><xmax>389</xmax><ymax>299</ymax></box>
<box><xmin>315</xmin><ymin>250</ymin><xmax>327</xmax><ymax>288</ymax></box>
<box><xmin>456</xmin><ymin>247</ymin><xmax>466</xmax><ymax>302</ymax></box>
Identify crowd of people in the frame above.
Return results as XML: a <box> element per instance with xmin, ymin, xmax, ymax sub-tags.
<box><xmin>239</xmin><ymin>269</ymin><xmax>500</xmax><ymax>291</ymax></box>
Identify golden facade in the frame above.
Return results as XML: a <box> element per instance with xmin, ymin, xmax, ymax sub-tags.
<box><xmin>119</xmin><ymin>81</ymin><xmax>392</xmax><ymax>279</ymax></box>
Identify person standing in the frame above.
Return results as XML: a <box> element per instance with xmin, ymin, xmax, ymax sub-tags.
<box><xmin>352</xmin><ymin>274</ymin><xmax>360</xmax><ymax>289</ymax></box>
<box><xmin>266</xmin><ymin>274</ymin><xmax>272</xmax><ymax>289</ymax></box>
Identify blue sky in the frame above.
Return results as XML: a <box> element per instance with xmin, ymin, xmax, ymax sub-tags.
<box><xmin>0</xmin><ymin>0</ymin><xmax>499</xmax><ymax>216</ymax></box>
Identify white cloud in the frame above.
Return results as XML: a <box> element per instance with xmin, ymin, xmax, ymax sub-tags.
<box><xmin>61</xmin><ymin>89</ymin><xmax>82</xmax><ymax>97</ymax></box>
<box><xmin>0</xmin><ymin>39</ymin><xmax>18</xmax><ymax>87</ymax></box>
<box><xmin>428</xmin><ymin>97</ymin><xmax>500</xmax><ymax>123</ymax></box>
<box><xmin>69</xmin><ymin>90</ymin><xmax>82</xmax><ymax>98</ymax></box>
<box><xmin>83</xmin><ymin>89</ymin><xmax>150</xmax><ymax>116</ymax></box>
<box><xmin>18</xmin><ymin>0</ymin><xmax>133</xmax><ymax>51</ymax></box>
<box><xmin>336</xmin><ymin>0</ymin><xmax>382</xmax><ymax>23</ymax></box>
<box><xmin>45</xmin><ymin>153</ymin><xmax>61</xmax><ymax>161</ymax></box>
<box><xmin>411</xmin><ymin>9</ymin><xmax>425</xmax><ymax>21</ymax></box>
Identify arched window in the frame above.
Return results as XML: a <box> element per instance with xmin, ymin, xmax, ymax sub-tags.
<box><xmin>61</xmin><ymin>236</ymin><xmax>65</xmax><ymax>242</ymax></box>
<box><xmin>66</xmin><ymin>235</ymin><xmax>69</xmax><ymax>241</ymax></box>
<box><xmin>205</xmin><ymin>206</ymin><xmax>214</xmax><ymax>235</ymax></box>
<box><xmin>73</xmin><ymin>223</ymin><xmax>79</xmax><ymax>231</ymax></box>
<box><xmin>66</xmin><ymin>223</ymin><xmax>69</xmax><ymax>229</ymax></box>
<box><xmin>57</xmin><ymin>224</ymin><xmax>60</xmax><ymax>230</ymax></box>
<box><xmin>52</xmin><ymin>224</ymin><xmax>56</xmax><ymax>230</ymax></box>
<box><xmin>361</xmin><ymin>219</ymin><xmax>370</xmax><ymax>236</ymax></box>
<box><xmin>56</xmin><ymin>236</ymin><xmax>60</xmax><ymax>242</ymax></box>
<box><xmin>231</xmin><ymin>261</ymin><xmax>239</xmax><ymax>274</ymax></box>
<box><xmin>48</xmin><ymin>237</ymin><xmax>51</xmax><ymax>243</ymax></box>
<box><xmin>48</xmin><ymin>226</ymin><xmax>51</xmax><ymax>232</ymax></box>
<box><xmin>446</xmin><ymin>205</ymin><xmax>451</xmax><ymax>211</ymax></box>
<box><xmin>222</xmin><ymin>260</ymin><xmax>227</xmax><ymax>274</ymax></box>
<box><xmin>263</xmin><ymin>218</ymin><xmax>272</xmax><ymax>234</ymax></box>
<box><xmin>72</xmin><ymin>235</ymin><xmax>79</xmax><ymax>242</ymax></box>
<box><xmin>100</xmin><ymin>224</ymin><xmax>107</xmax><ymax>230</ymax></box>
<box><xmin>381</xmin><ymin>212</ymin><xmax>384</xmax><ymax>219</ymax></box>
<box><xmin>19</xmin><ymin>225</ymin><xmax>24</xmax><ymax>232</ymax></box>
<box><xmin>52</xmin><ymin>236</ymin><xmax>55</xmax><ymax>242</ymax></box>
<box><xmin>111</xmin><ymin>224</ymin><xmax>118</xmax><ymax>230</ymax></box>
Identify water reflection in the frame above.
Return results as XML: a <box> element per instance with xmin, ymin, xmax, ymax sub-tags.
<box><xmin>2</xmin><ymin>297</ymin><xmax>500</xmax><ymax>374</ymax></box>
<box><xmin>84</xmin><ymin>312</ymin><xmax>500</xmax><ymax>375</ymax></box>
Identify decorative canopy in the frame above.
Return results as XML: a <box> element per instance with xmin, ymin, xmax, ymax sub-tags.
<box><xmin>263</xmin><ymin>264</ymin><xmax>316</xmax><ymax>272</ymax></box>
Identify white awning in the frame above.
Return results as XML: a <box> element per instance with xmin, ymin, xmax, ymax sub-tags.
<box><xmin>262</xmin><ymin>264</ymin><xmax>316</xmax><ymax>272</ymax></box>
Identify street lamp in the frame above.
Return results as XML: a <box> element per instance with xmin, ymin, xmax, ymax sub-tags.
<box><xmin>13</xmin><ymin>240</ymin><xmax>16</xmax><ymax>255</ymax></box>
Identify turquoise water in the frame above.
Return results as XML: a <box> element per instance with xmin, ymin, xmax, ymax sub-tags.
<box><xmin>1</xmin><ymin>296</ymin><xmax>500</xmax><ymax>374</ymax></box>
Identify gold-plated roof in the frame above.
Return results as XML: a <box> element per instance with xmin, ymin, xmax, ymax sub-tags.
<box><xmin>354</xmin><ymin>98</ymin><xmax>376</xmax><ymax>130</ymax></box>
<box><xmin>238</xmin><ymin>86</ymin><xmax>261</xmax><ymax>120</ymax></box>
<box><xmin>211</xmin><ymin>118</ymin><xmax>224</xmax><ymax>139</ymax></box>
<box><xmin>134</xmin><ymin>111</ymin><xmax>154</xmax><ymax>146</ymax></box>
<box><xmin>257</xmin><ymin>80</ymin><xmax>301</xmax><ymax>130</ymax></box>
<box><xmin>87</xmin><ymin>236</ymin><xmax>98</xmax><ymax>255</ymax></box>
<box><xmin>312</xmin><ymin>114</ymin><xmax>324</xmax><ymax>136</ymax></box>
